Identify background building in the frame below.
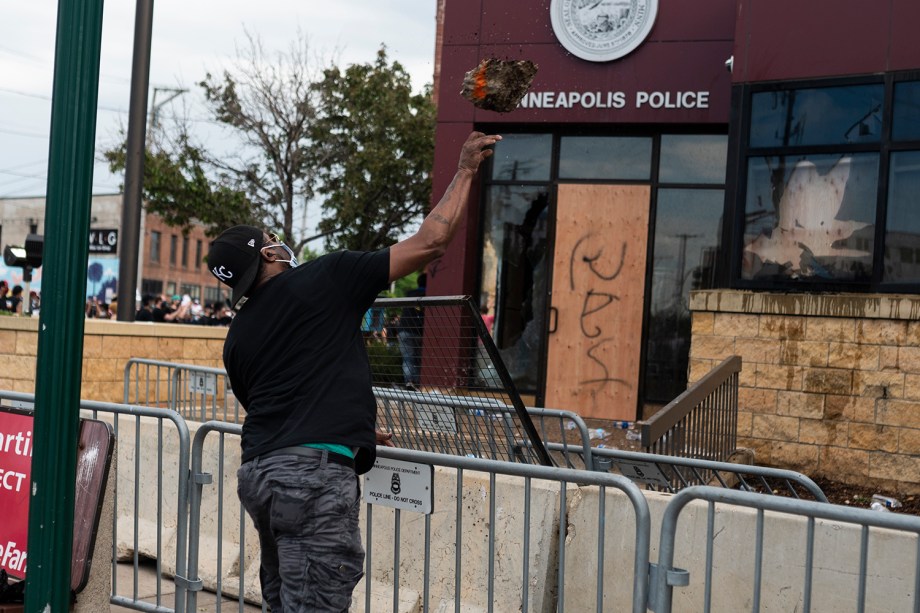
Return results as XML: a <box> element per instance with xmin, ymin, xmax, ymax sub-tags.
<box><xmin>0</xmin><ymin>194</ymin><xmax>224</xmax><ymax>306</ymax></box>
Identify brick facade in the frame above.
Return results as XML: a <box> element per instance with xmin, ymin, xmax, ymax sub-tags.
<box><xmin>0</xmin><ymin>316</ymin><xmax>226</xmax><ymax>402</ymax></box>
<box><xmin>690</xmin><ymin>290</ymin><xmax>920</xmax><ymax>494</ymax></box>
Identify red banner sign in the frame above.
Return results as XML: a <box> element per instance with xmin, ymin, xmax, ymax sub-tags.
<box><xmin>0</xmin><ymin>409</ymin><xmax>32</xmax><ymax>577</ymax></box>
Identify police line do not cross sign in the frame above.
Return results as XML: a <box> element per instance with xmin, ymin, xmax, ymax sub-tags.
<box><xmin>363</xmin><ymin>457</ymin><xmax>433</xmax><ymax>514</ymax></box>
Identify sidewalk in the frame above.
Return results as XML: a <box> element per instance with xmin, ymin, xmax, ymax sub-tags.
<box><xmin>110</xmin><ymin>561</ymin><xmax>263</xmax><ymax>612</ymax></box>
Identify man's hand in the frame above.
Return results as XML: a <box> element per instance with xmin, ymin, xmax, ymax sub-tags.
<box><xmin>458</xmin><ymin>132</ymin><xmax>502</xmax><ymax>174</ymax></box>
<box><xmin>376</xmin><ymin>429</ymin><xmax>395</xmax><ymax>447</ymax></box>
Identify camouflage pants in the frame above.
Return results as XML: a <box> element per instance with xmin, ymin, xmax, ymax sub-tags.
<box><xmin>238</xmin><ymin>454</ymin><xmax>364</xmax><ymax>612</ymax></box>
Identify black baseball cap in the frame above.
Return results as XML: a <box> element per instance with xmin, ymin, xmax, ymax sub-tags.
<box><xmin>207</xmin><ymin>225</ymin><xmax>264</xmax><ymax>308</ymax></box>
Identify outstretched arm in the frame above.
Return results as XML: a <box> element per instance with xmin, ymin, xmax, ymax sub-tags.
<box><xmin>389</xmin><ymin>131</ymin><xmax>501</xmax><ymax>282</ymax></box>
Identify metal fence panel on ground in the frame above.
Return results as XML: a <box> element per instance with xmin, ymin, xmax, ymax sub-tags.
<box><xmin>369</xmin><ymin>296</ymin><xmax>552</xmax><ymax>466</ymax></box>
<box><xmin>0</xmin><ymin>389</ymin><xmax>192</xmax><ymax>613</ymax></box>
<box><xmin>649</xmin><ymin>485</ymin><xmax>920</xmax><ymax>613</ymax></box>
<box><xmin>185</xmin><ymin>420</ymin><xmax>652</xmax><ymax>613</ymax></box>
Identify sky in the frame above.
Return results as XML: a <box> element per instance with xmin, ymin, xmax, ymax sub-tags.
<box><xmin>0</xmin><ymin>0</ymin><xmax>438</xmax><ymax>210</ymax></box>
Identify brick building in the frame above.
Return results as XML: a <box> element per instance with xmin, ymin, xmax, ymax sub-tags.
<box><xmin>0</xmin><ymin>193</ymin><xmax>224</xmax><ymax>306</ymax></box>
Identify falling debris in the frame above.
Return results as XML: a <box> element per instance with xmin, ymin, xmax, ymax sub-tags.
<box><xmin>461</xmin><ymin>58</ymin><xmax>538</xmax><ymax>113</ymax></box>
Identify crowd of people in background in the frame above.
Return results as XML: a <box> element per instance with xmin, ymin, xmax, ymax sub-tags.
<box><xmin>0</xmin><ymin>280</ymin><xmax>39</xmax><ymax>315</ymax></box>
<box><xmin>85</xmin><ymin>293</ymin><xmax>234</xmax><ymax>326</ymax></box>
<box><xmin>0</xmin><ymin>280</ymin><xmax>233</xmax><ymax>325</ymax></box>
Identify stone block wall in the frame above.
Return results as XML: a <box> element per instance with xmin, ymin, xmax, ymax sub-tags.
<box><xmin>689</xmin><ymin>290</ymin><xmax>920</xmax><ymax>495</ymax></box>
<box><xmin>0</xmin><ymin>316</ymin><xmax>226</xmax><ymax>402</ymax></box>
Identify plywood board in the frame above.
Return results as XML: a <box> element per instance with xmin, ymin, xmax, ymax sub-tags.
<box><xmin>546</xmin><ymin>184</ymin><xmax>650</xmax><ymax>420</ymax></box>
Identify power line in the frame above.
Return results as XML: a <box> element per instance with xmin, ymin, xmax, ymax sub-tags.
<box><xmin>0</xmin><ymin>44</ymin><xmax>131</xmax><ymax>84</ymax></box>
<box><xmin>0</xmin><ymin>86</ymin><xmax>128</xmax><ymax>114</ymax></box>
<box><xmin>0</xmin><ymin>126</ymin><xmax>49</xmax><ymax>139</ymax></box>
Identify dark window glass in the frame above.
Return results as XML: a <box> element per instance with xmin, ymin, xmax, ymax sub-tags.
<box><xmin>884</xmin><ymin>151</ymin><xmax>920</xmax><ymax>282</ymax></box>
<box><xmin>490</xmin><ymin>134</ymin><xmax>552</xmax><ymax>181</ymax></box>
<box><xmin>742</xmin><ymin>153</ymin><xmax>878</xmax><ymax>281</ymax></box>
<box><xmin>195</xmin><ymin>240</ymin><xmax>202</xmax><ymax>269</ymax></box>
<box><xmin>182</xmin><ymin>237</ymin><xmax>189</xmax><ymax>268</ymax></box>
<box><xmin>204</xmin><ymin>286</ymin><xmax>223</xmax><ymax>304</ymax></box>
<box><xmin>141</xmin><ymin>278</ymin><xmax>163</xmax><ymax>296</ymax></box>
<box><xmin>180</xmin><ymin>284</ymin><xmax>200</xmax><ymax>300</ymax></box>
<box><xmin>750</xmin><ymin>85</ymin><xmax>884</xmax><ymax>148</ymax></box>
<box><xmin>150</xmin><ymin>231</ymin><xmax>161</xmax><ymax>263</ymax></box>
<box><xmin>659</xmin><ymin>135</ymin><xmax>727</xmax><ymax>184</ymax></box>
<box><xmin>645</xmin><ymin>189</ymin><xmax>723</xmax><ymax>401</ymax></box>
<box><xmin>479</xmin><ymin>185</ymin><xmax>550</xmax><ymax>392</ymax></box>
<box><xmin>170</xmin><ymin>235</ymin><xmax>178</xmax><ymax>266</ymax></box>
<box><xmin>893</xmin><ymin>81</ymin><xmax>920</xmax><ymax>142</ymax></box>
<box><xmin>558</xmin><ymin>136</ymin><xmax>652</xmax><ymax>180</ymax></box>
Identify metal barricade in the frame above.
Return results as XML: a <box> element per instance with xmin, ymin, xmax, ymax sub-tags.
<box><xmin>124</xmin><ymin>358</ymin><xmax>181</xmax><ymax>409</ymax></box>
<box><xmin>374</xmin><ymin>388</ymin><xmax>594</xmax><ymax>469</ymax></box>
<box><xmin>124</xmin><ymin>358</ymin><xmax>243</xmax><ymax>423</ymax></box>
<box><xmin>563</xmin><ymin>445</ymin><xmax>827</xmax><ymax>501</ymax></box>
<box><xmin>649</xmin><ymin>485</ymin><xmax>920</xmax><ymax>613</ymax></box>
<box><xmin>369</xmin><ymin>296</ymin><xmax>552</xmax><ymax>466</ymax></box>
<box><xmin>0</xmin><ymin>389</ymin><xmax>193</xmax><ymax>613</ymax></box>
<box><xmin>185</xmin><ymin>420</ymin><xmax>652</xmax><ymax>613</ymax></box>
<box><xmin>169</xmin><ymin>363</ymin><xmax>242</xmax><ymax>423</ymax></box>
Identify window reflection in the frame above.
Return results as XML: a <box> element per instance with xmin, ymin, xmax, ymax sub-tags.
<box><xmin>893</xmin><ymin>81</ymin><xmax>920</xmax><ymax>142</ymax></box>
<box><xmin>660</xmin><ymin>135</ymin><xmax>727</xmax><ymax>184</ymax></box>
<box><xmin>479</xmin><ymin>186</ymin><xmax>549</xmax><ymax>391</ymax></box>
<box><xmin>885</xmin><ymin>151</ymin><xmax>920</xmax><ymax>282</ymax></box>
<box><xmin>490</xmin><ymin>134</ymin><xmax>552</xmax><ymax>181</ymax></box>
<box><xmin>558</xmin><ymin>136</ymin><xmax>652</xmax><ymax>180</ymax></box>
<box><xmin>646</xmin><ymin>189</ymin><xmax>723</xmax><ymax>402</ymax></box>
<box><xmin>750</xmin><ymin>85</ymin><xmax>884</xmax><ymax>148</ymax></box>
<box><xmin>742</xmin><ymin>153</ymin><xmax>878</xmax><ymax>281</ymax></box>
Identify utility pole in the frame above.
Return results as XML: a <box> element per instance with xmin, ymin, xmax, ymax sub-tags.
<box><xmin>117</xmin><ymin>0</ymin><xmax>155</xmax><ymax>321</ymax></box>
<box><xmin>133</xmin><ymin>86</ymin><xmax>186</xmax><ymax>301</ymax></box>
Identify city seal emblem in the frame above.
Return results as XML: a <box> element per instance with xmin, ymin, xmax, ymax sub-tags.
<box><xmin>550</xmin><ymin>0</ymin><xmax>658</xmax><ymax>63</ymax></box>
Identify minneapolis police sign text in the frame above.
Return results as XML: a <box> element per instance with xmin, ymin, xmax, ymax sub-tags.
<box><xmin>89</xmin><ymin>229</ymin><xmax>118</xmax><ymax>254</ymax></box>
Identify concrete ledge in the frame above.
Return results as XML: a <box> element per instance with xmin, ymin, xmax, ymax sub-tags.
<box><xmin>690</xmin><ymin>289</ymin><xmax>920</xmax><ymax>321</ymax></box>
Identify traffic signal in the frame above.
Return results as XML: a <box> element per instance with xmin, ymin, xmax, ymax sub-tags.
<box><xmin>3</xmin><ymin>234</ymin><xmax>43</xmax><ymax>269</ymax></box>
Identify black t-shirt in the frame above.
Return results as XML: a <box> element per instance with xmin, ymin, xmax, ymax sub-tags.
<box><xmin>223</xmin><ymin>249</ymin><xmax>390</xmax><ymax>473</ymax></box>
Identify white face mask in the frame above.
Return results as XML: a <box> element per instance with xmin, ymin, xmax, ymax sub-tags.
<box><xmin>260</xmin><ymin>242</ymin><xmax>299</xmax><ymax>268</ymax></box>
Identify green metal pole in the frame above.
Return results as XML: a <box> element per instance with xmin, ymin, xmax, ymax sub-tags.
<box><xmin>24</xmin><ymin>0</ymin><xmax>105</xmax><ymax>610</ymax></box>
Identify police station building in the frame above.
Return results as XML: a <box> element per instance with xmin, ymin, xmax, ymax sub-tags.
<box><xmin>429</xmin><ymin>0</ymin><xmax>920</xmax><ymax>424</ymax></box>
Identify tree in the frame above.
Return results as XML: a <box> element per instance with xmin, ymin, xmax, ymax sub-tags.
<box><xmin>310</xmin><ymin>47</ymin><xmax>436</xmax><ymax>252</ymax></box>
<box><xmin>104</xmin><ymin>37</ymin><xmax>435</xmax><ymax>254</ymax></box>
<box><xmin>105</xmin><ymin>32</ymin><xmax>322</xmax><ymax>251</ymax></box>
<box><xmin>103</xmin><ymin>135</ymin><xmax>257</xmax><ymax>234</ymax></box>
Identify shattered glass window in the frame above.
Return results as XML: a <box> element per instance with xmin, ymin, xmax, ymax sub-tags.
<box><xmin>741</xmin><ymin>153</ymin><xmax>878</xmax><ymax>281</ymax></box>
<box><xmin>479</xmin><ymin>185</ymin><xmax>550</xmax><ymax>392</ymax></box>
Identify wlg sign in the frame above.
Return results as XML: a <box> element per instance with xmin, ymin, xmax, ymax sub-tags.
<box><xmin>89</xmin><ymin>229</ymin><xmax>118</xmax><ymax>254</ymax></box>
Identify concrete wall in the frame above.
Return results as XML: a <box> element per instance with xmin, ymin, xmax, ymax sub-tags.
<box><xmin>689</xmin><ymin>289</ymin><xmax>920</xmax><ymax>495</ymax></box>
<box><xmin>0</xmin><ymin>316</ymin><xmax>226</xmax><ymax>401</ymax></box>
<box><xmin>105</xmin><ymin>415</ymin><xmax>919</xmax><ymax>612</ymax></box>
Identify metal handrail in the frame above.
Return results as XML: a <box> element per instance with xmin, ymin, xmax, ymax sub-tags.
<box><xmin>639</xmin><ymin>355</ymin><xmax>741</xmax><ymax>458</ymax></box>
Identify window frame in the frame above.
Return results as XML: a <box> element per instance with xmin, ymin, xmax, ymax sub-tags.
<box><xmin>727</xmin><ymin>71</ymin><xmax>920</xmax><ymax>293</ymax></box>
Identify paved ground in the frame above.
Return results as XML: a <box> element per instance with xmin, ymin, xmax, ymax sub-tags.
<box><xmin>110</xmin><ymin>561</ymin><xmax>264</xmax><ymax>612</ymax></box>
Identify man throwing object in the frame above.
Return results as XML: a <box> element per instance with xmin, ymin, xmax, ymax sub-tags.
<box><xmin>207</xmin><ymin>132</ymin><xmax>500</xmax><ymax>612</ymax></box>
